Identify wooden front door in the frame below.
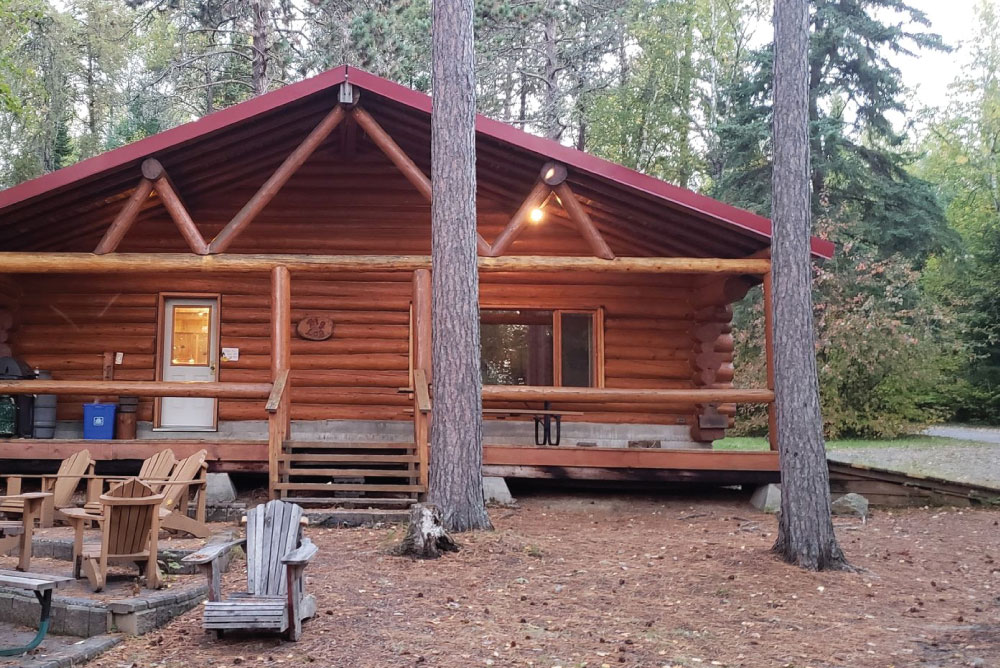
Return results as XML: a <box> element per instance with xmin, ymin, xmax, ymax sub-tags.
<box><xmin>158</xmin><ymin>297</ymin><xmax>219</xmax><ymax>430</ymax></box>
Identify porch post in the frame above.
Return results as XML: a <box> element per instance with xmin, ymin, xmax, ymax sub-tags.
<box><xmin>269</xmin><ymin>266</ymin><xmax>292</xmax><ymax>498</ymax></box>
<box><xmin>763</xmin><ymin>270</ymin><xmax>778</xmax><ymax>451</ymax></box>
<box><xmin>412</xmin><ymin>269</ymin><xmax>432</xmax><ymax>492</ymax></box>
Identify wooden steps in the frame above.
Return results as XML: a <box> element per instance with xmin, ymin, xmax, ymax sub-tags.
<box><xmin>285</xmin><ymin>441</ymin><xmax>417</xmax><ymax>450</ymax></box>
<box><xmin>274</xmin><ymin>439</ymin><xmax>423</xmax><ymax>508</ymax></box>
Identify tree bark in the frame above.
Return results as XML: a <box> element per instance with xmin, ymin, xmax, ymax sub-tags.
<box><xmin>251</xmin><ymin>0</ymin><xmax>271</xmax><ymax>97</ymax></box>
<box><xmin>770</xmin><ymin>0</ymin><xmax>850</xmax><ymax>571</ymax></box>
<box><xmin>428</xmin><ymin>0</ymin><xmax>492</xmax><ymax>532</ymax></box>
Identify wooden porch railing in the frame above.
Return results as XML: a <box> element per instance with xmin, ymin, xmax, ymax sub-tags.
<box><xmin>0</xmin><ymin>380</ymin><xmax>272</xmax><ymax>398</ymax></box>
<box><xmin>480</xmin><ymin>386</ymin><xmax>774</xmax><ymax>404</ymax></box>
<box><xmin>267</xmin><ymin>266</ymin><xmax>292</xmax><ymax>499</ymax></box>
<box><xmin>411</xmin><ymin>269</ymin><xmax>432</xmax><ymax>491</ymax></box>
<box><xmin>265</xmin><ymin>369</ymin><xmax>290</xmax><ymax>498</ymax></box>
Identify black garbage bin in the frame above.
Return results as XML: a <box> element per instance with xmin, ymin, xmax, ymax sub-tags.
<box><xmin>0</xmin><ymin>357</ymin><xmax>33</xmax><ymax>438</ymax></box>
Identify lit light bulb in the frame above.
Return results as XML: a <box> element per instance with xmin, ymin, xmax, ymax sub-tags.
<box><xmin>529</xmin><ymin>208</ymin><xmax>544</xmax><ymax>223</ymax></box>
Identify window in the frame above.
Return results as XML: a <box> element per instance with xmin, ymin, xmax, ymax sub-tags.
<box><xmin>481</xmin><ymin>309</ymin><xmax>597</xmax><ymax>386</ymax></box>
<box><xmin>170</xmin><ymin>306</ymin><xmax>212</xmax><ymax>366</ymax></box>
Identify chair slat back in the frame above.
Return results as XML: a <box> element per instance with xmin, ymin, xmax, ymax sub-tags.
<box><xmin>246</xmin><ymin>500</ymin><xmax>303</xmax><ymax>597</ymax></box>
<box><xmin>162</xmin><ymin>450</ymin><xmax>207</xmax><ymax>510</ymax></box>
<box><xmin>103</xmin><ymin>479</ymin><xmax>161</xmax><ymax>555</ymax></box>
<box><xmin>52</xmin><ymin>450</ymin><xmax>93</xmax><ymax>507</ymax></box>
<box><xmin>138</xmin><ymin>450</ymin><xmax>176</xmax><ymax>493</ymax></box>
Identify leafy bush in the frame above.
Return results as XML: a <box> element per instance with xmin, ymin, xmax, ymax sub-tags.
<box><xmin>732</xmin><ymin>224</ymin><xmax>962</xmax><ymax>439</ymax></box>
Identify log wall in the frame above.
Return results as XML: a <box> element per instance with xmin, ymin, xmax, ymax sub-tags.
<box><xmin>7</xmin><ymin>269</ymin><xmax>700</xmax><ymax>426</ymax></box>
<box><xmin>0</xmin><ymin>275</ymin><xmax>20</xmax><ymax>358</ymax></box>
<box><xmin>6</xmin><ymin>146</ymin><xmax>740</xmax><ymax>430</ymax></box>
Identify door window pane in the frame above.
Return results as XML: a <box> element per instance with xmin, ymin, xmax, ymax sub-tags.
<box><xmin>560</xmin><ymin>313</ymin><xmax>593</xmax><ymax>387</ymax></box>
<box><xmin>481</xmin><ymin>310</ymin><xmax>553</xmax><ymax>385</ymax></box>
<box><xmin>171</xmin><ymin>306</ymin><xmax>211</xmax><ymax>366</ymax></box>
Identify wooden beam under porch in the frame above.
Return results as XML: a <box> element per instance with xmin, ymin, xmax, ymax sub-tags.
<box><xmin>0</xmin><ymin>439</ymin><xmax>780</xmax><ymax>484</ymax></box>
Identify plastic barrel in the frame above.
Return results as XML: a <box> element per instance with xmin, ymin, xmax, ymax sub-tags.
<box><xmin>116</xmin><ymin>395</ymin><xmax>138</xmax><ymax>439</ymax></box>
<box><xmin>32</xmin><ymin>369</ymin><xmax>57</xmax><ymax>439</ymax></box>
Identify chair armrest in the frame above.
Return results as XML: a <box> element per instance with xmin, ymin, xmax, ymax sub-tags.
<box><xmin>182</xmin><ymin>538</ymin><xmax>247</xmax><ymax>565</ymax></box>
<box><xmin>282</xmin><ymin>538</ymin><xmax>318</xmax><ymax>566</ymax></box>
<box><xmin>61</xmin><ymin>508</ymin><xmax>102</xmax><ymax>523</ymax></box>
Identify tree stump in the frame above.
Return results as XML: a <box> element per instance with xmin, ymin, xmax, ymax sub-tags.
<box><xmin>394</xmin><ymin>504</ymin><xmax>460</xmax><ymax>559</ymax></box>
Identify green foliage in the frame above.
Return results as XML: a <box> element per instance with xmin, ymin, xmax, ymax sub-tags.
<box><xmin>713</xmin><ymin>0</ymin><xmax>953</xmax><ymax>264</ymax></box>
<box><xmin>916</xmin><ymin>1</ymin><xmax>1000</xmax><ymax>422</ymax></box>
<box><xmin>734</xmin><ymin>216</ymin><xmax>962</xmax><ymax>439</ymax></box>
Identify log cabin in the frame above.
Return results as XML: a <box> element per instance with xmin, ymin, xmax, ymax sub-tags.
<box><xmin>0</xmin><ymin>66</ymin><xmax>834</xmax><ymax>505</ymax></box>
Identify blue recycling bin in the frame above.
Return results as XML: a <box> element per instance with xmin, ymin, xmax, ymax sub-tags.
<box><xmin>83</xmin><ymin>403</ymin><xmax>116</xmax><ymax>440</ymax></box>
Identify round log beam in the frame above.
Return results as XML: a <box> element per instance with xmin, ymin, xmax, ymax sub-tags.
<box><xmin>0</xmin><ymin>253</ymin><xmax>770</xmax><ymax>275</ymax></box>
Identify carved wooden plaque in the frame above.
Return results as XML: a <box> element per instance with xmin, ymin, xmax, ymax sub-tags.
<box><xmin>296</xmin><ymin>315</ymin><xmax>334</xmax><ymax>341</ymax></box>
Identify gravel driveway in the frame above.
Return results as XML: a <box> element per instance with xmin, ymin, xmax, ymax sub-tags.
<box><xmin>829</xmin><ymin>427</ymin><xmax>1000</xmax><ymax>490</ymax></box>
<box><xmin>924</xmin><ymin>424</ymin><xmax>1000</xmax><ymax>444</ymax></box>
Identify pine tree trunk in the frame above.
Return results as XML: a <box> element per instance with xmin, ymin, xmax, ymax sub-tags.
<box><xmin>542</xmin><ymin>2</ymin><xmax>561</xmax><ymax>140</ymax></box>
<box><xmin>770</xmin><ymin>0</ymin><xmax>850</xmax><ymax>571</ymax></box>
<box><xmin>251</xmin><ymin>0</ymin><xmax>271</xmax><ymax>97</ymax></box>
<box><xmin>428</xmin><ymin>0</ymin><xmax>492</xmax><ymax>533</ymax></box>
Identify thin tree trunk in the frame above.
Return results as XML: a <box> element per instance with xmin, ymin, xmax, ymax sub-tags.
<box><xmin>428</xmin><ymin>0</ymin><xmax>492</xmax><ymax>533</ymax></box>
<box><xmin>770</xmin><ymin>0</ymin><xmax>850</xmax><ymax>571</ymax></box>
<box><xmin>542</xmin><ymin>2</ymin><xmax>561</xmax><ymax>140</ymax></box>
<box><xmin>251</xmin><ymin>0</ymin><xmax>271</xmax><ymax>97</ymax></box>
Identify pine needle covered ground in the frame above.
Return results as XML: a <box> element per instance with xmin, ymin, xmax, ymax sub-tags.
<box><xmin>88</xmin><ymin>492</ymin><xmax>1000</xmax><ymax>668</ymax></box>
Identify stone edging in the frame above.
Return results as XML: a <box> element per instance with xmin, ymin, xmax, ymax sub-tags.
<box><xmin>7</xmin><ymin>633</ymin><xmax>123</xmax><ymax>668</ymax></box>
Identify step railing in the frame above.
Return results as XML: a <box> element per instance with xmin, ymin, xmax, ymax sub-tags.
<box><xmin>265</xmin><ymin>369</ymin><xmax>290</xmax><ymax>499</ymax></box>
<box><xmin>412</xmin><ymin>369</ymin><xmax>431</xmax><ymax>491</ymax></box>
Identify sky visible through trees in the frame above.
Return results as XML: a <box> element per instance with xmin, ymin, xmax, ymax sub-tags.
<box><xmin>1</xmin><ymin>0</ymin><xmax>998</xmax><ymax>431</ymax></box>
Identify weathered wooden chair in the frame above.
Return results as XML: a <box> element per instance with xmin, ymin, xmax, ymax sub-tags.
<box><xmin>158</xmin><ymin>449</ymin><xmax>209</xmax><ymax>538</ymax></box>
<box><xmin>63</xmin><ymin>479</ymin><xmax>164</xmax><ymax>592</ymax></box>
<box><xmin>1</xmin><ymin>449</ymin><xmax>94</xmax><ymax>527</ymax></box>
<box><xmin>83</xmin><ymin>449</ymin><xmax>176</xmax><ymax>513</ymax></box>
<box><xmin>182</xmin><ymin>500</ymin><xmax>317</xmax><ymax>640</ymax></box>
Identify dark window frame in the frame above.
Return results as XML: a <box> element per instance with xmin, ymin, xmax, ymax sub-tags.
<box><xmin>479</xmin><ymin>307</ymin><xmax>604</xmax><ymax>388</ymax></box>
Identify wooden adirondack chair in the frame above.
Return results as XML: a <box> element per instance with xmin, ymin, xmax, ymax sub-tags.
<box><xmin>158</xmin><ymin>449</ymin><xmax>208</xmax><ymax>538</ymax></box>
<box><xmin>63</xmin><ymin>479</ymin><xmax>164</xmax><ymax>592</ymax></box>
<box><xmin>83</xmin><ymin>449</ymin><xmax>176</xmax><ymax>513</ymax></box>
<box><xmin>1</xmin><ymin>449</ymin><xmax>94</xmax><ymax>527</ymax></box>
<box><xmin>182</xmin><ymin>500</ymin><xmax>317</xmax><ymax>640</ymax></box>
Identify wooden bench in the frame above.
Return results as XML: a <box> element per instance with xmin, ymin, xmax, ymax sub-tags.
<box><xmin>400</xmin><ymin>389</ymin><xmax>586</xmax><ymax>446</ymax></box>
<box><xmin>484</xmin><ymin>404</ymin><xmax>585</xmax><ymax>445</ymax></box>
<box><xmin>0</xmin><ymin>569</ymin><xmax>73</xmax><ymax>656</ymax></box>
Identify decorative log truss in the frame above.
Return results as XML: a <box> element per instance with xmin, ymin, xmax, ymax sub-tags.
<box><xmin>489</xmin><ymin>161</ymin><xmax>615</xmax><ymax>260</ymax></box>
<box><xmin>92</xmin><ymin>85</ymin><xmax>612</xmax><ymax>259</ymax></box>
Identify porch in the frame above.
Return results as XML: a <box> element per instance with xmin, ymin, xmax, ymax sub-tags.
<box><xmin>0</xmin><ymin>252</ymin><xmax>779</xmax><ymax>504</ymax></box>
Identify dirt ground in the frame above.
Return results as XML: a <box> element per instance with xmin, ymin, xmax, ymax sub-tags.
<box><xmin>88</xmin><ymin>490</ymin><xmax>1000</xmax><ymax>668</ymax></box>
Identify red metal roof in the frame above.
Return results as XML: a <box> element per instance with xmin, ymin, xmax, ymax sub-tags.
<box><xmin>0</xmin><ymin>65</ymin><xmax>833</xmax><ymax>258</ymax></box>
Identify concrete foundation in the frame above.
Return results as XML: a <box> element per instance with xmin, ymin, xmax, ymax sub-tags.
<box><xmin>483</xmin><ymin>477</ymin><xmax>515</xmax><ymax>505</ymax></box>
<box><xmin>750</xmin><ymin>484</ymin><xmax>781</xmax><ymax>513</ymax></box>
<box><xmin>51</xmin><ymin>418</ymin><xmax>708</xmax><ymax>449</ymax></box>
<box><xmin>206</xmin><ymin>472</ymin><xmax>237</xmax><ymax>505</ymax></box>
